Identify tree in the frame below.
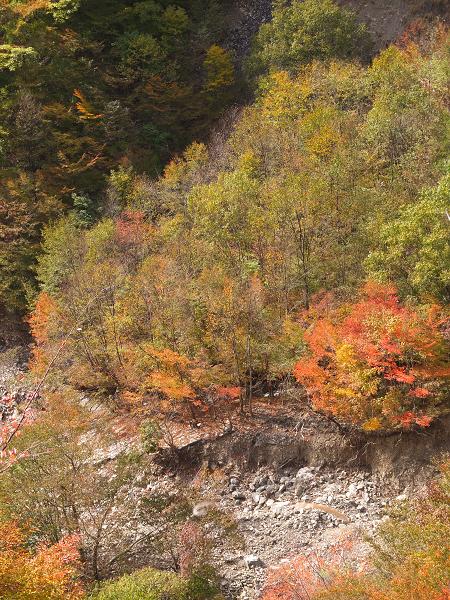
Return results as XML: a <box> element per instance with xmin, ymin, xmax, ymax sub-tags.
<box><xmin>203</xmin><ymin>45</ymin><xmax>234</xmax><ymax>99</ymax></box>
<box><xmin>247</xmin><ymin>0</ymin><xmax>371</xmax><ymax>77</ymax></box>
<box><xmin>0</xmin><ymin>518</ymin><xmax>83</xmax><ymax>600</ymax></box>
<box><xmin>0</xmin><ymin>0</ymin><xmax>239</xmax><ymax>314</ymax></box>
<box><xmin>293</xmin><ymin>282</ymin><xmax>450</xmax><ymax>429</ymax></box>
<box><xmin>366</xmin><ymin>170</ymin><xmax>450</xmax><ymax>303</ymax></box>
<box><xmin>0</xmin><ymin>391</ymin><xmax>151</xmax><ymax>581</ymax></box>
<box><xmin>25</xmin><ymin>30</ymin><xmax>450</xmax><ymax>425</ymax></box>
<box><xmin>0</xmin><ymin>175</ymin><xmax>61</xmax><ymax>313</ymax></box>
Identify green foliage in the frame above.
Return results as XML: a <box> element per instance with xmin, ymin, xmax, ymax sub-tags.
<box><xmin>0</xmin><ymin>44</ymin><xmax>35</xmax><ymax>71</ymax></box>
<box><xmin>36</xmin><ymin>214</ymin><xmax>82</xmax><ymax>296</ymax></box>
<box><xmin>115</xmin><ymin>33</ymin><xmax>168</xmax><ymax>80</ymax></box>
<box><xmin>28</xmin><ymin>35</ymin><xmax>450</xmax><ymax>421</ymax></box>
<box><xmin>140</xmin><ymin>419</ymin><xmax>162</xmax><ymax>453</ymax></box>
<box><xmin>72</xmin><ymin>192</ymin><xmax>97</xmax><ymax>227</ymax></box>
<box><xmin>366</xmin><ymin>170</ymin><xmax>450</xmax><ymax>302</ymax></box>
<box><xmin>247</xmin><ymin>0</ymin><xmax>371</xmax><ymax>77</ymax></box>
<box><xmin>0</xmin><ymin>0</ymin><xmax>236</xmax><ymax>312</ymax></box>
<box><xmin>48</xmin><ymin>0</ymin><xmax>82</xmax><ymax>23</ymax></box>
<box><xmin>0</xmin><ymin>175</ymin><xmax>62</xmax><ymax>313</ymax></box>
<box><xmin>90</xmin><ymin>567</ymin><xmax>220</xmax><ymax>600</ymax></box>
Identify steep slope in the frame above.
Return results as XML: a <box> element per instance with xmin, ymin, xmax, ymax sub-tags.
<box><xmin>228</xmin><ymin>0</ymin><xmax>450</xmax><ymax>58</ymax></box>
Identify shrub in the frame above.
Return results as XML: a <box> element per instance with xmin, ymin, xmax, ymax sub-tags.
<box><xmin>141</xmin><ymin>419</ymin><xmax>163</xmax><ymax>453</ymax></box>
<box><xmin>247</xmin><ymin>0</ymin><xmax>371</xmax><ymax>77</ymax></box>
<box><xmin>90</xmin><ymin>567</ymin><xmax>220</xmax><ymax>600</ymax></box>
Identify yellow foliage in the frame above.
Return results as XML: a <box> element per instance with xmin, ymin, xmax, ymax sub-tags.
<box><xmin>203</xmin><ymin>45</ymin><xmax>234</xmax><ymax>92</ymax></box>
<box><xmin>333</xmin><ymin>386</ymin><xmax>357</xmax><ymax>399</ymax></box>
<box><xmin>362</xmin><ymin>417</ymin><xmax>382</xmax><ymax>431</ymax></box>
<box><xmin>163</xmin><ymin>142</ymin><xmax>208</xmax><ymax>187</ymax></box>
<box><xmin>335</xmin><ymin>343</ymin><xmax>357</xmax><ymax>369</ymax></box>
<box><xmin>260</xmin><ymin>71</ymin><xmax>312</xmax><ymax>124</ymax></box>
<box><xmin>301</xmin><ymin>106</ymin><xmax>342</xmax><ymax>157</ymax></box>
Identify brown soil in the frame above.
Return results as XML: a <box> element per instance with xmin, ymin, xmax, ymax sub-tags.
<box><xmin>338</xmin><ymin>0</ymin><xmax>449</xmax><ymax>50</ymax></box>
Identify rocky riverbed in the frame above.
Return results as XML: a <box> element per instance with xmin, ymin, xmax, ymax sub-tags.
<box><xmin>0</xmin><ymin>338</ymin><xmax>445</xmax><ymax>599</ymax></box>
<box><xmin>205</xmin><ymin>463</ymin><xmax>400</xmax><ymax>599</ymax></box>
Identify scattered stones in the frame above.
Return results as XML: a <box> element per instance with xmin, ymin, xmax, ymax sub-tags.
<box><xmin>233</xmin><ymin>491</ymin><xmax>247</xmax><ymax>501</ymax></box>
<box><xmin>215</xmin><ymin>461</ymin><xmax>396</xmax><ymax>599</ymax></box>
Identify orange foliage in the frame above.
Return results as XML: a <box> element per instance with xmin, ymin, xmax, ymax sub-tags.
<box><xmin>261</xmin><ymin>555</ymin><xmax>325</xmax><ymax>600</ymax></box>
<box><xmin>0</xmin><ymin>0</ymin><xmax>49</xmax><ymax>18</ymax></box>
<box><xmin>0</xmin><ymin>519</ymin><xmax>83</xmax><ymax>599</ymax></box>
<box><xmin>28</xmin><ymin>292</ymin><xmax>57</xmax><ymax>346</ymax></box>
<box><xmin>28</xmin><ymin>292</ymin><xmax>58</xmax><ymax>376</ymax></box>
<box><xmin>150</xmin><ymin>371</ymin><xmax>195</xmax><ymax>400</ymax></box>
<box><xmin>73</xmin><ymin>89</ymin><xmax>103</xmax><ymax>121</ymax></box>
<box><xmin>115</xmin><ymin>210</ymin><xmax>153</xmax><ymax>247</ymax></box>
<box><xmin>294</xmin><ymin>282</ymin><xmax>449</xmax><ymax>429</ymax></box>
<box><xmin>261</xmin><ymin>542</ymin><xmax>356</xmax><ymax>600</ymax></box>
<box><xmin>216</xmin><ymin>386</ymin><xmax>241</xmax><ymax>400</ymax></box>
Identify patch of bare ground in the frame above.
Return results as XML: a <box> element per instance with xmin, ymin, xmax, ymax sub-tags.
<box><xmin>338</xmin><ymin>0</ymin><xmax>449</xmax><ymax>50</ymax></box>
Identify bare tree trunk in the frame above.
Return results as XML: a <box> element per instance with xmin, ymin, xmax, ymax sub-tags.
<box><xmin>247</xmin><ymin>335</ymin><xmax>253</xmax><ymax>416</ymax></box>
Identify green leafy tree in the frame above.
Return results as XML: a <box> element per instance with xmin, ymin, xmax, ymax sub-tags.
<box><xmin>366</xmin><ymin>170</ymin><xmax>450</xmax><ymax>302</ymax></box>
<box><xmin>247</xmin><ymin>0</ymin><xmax>371</xmax><ymax>77</ymax></box>
<box><xmin>203</xmin><ymin>45</ymin><xmax>234</xmax><ymax>93</ymax></box>
<box><xmin>72</xmin><ymin>192</ymin><xmax>97</xmax><ymax>227</ymax></box>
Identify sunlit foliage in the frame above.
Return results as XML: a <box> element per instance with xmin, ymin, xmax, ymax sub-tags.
<box><xmin>294</xmin><ymin>283</ymin><xmax>449</xmax><ymax>429</ymax></box>
<box><xmin>27</xmin><ymin>30</ymin><xmax>450</xmax><ymax>426</ymax></box>
<box><xmin>0</xmin><ymin>518</ymin><xmax>83</xmax><ymax>600</ymax></box>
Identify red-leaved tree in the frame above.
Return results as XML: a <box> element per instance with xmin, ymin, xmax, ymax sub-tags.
<box><xmin>294</xmin><ymin>282</ymin><xmax>449</xmax><ymax>430</ymax></box>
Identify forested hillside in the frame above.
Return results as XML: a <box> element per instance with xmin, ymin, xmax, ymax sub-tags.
<box><xmin>0</xmin><ymin>1</ymin><xmax>449</xmax><ymax>599</ymax></box>
<box><xmin>30</xmin><ymin>16</ymin><xmax>450</xmax><ymax>431</ymax></box>
<box><xmin>0</xmin><ymin>0</ymin><xmax>237</xmax><ymax>312</ymax></box>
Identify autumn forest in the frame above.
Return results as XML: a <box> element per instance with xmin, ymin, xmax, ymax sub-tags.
<box><xmin>0</xmin><ymin>0</ymin><xmax>449</xmax><ymax>599</ymax></box>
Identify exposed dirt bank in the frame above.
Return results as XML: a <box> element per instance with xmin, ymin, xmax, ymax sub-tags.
<box><xmin>159</xmin><ymin>406</ymin><xmax>450</xmax><ymax>493</ymax></box>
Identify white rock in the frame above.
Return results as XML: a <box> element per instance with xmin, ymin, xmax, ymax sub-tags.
<box><xmin>271</xmin><ymin>501</ymin><xmax>290</xmax><ymax>515</ymax></box>
<box><xmin>347</xmin><ymin>483</ymin><xmax>358</xmax><ymax>498</ymax></box>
